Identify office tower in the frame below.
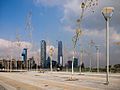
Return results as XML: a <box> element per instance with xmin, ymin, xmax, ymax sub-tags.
<box><xmin>58</xmin><ymin>41</ymin><xmax>63</xmax><ymax>66</ymax></box>
<box><xmin>41</xmin><ymin>40</ymin><xmax>46</xmax><ymax>68</ymax></box>
<box><xmin>74</xmin><ymin>58</ymin><xmax>78</xmax><ymax>67</ymax></box>
<box><xmin>21</xmin><ymin>48</ymin><xmax>27</xmax><ymax>68</ymax></box>
<box><xmin>22</xmin><ymin>48</ymin><xmax>27</xmax><ymax>61</ymax></box>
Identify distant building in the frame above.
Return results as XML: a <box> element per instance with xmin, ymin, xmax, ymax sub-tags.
<box><xmin>67</xmin><ymin>60</ymin><xmax>72</xmax><ymax>68</ymax></box>
<box><xmin>67</xmin><ymin>58</ymin><xmax>78</xmax><ymax>68</ymax></box>
<box><xmin>45</xmin><ymin>56</ymin><xmax>57</xmax><ymax>68</ymax></box>
<box><xmin>0</xmin><ymin>59</ymin><xmax>23</xmax><ymax>69</ymax></box>
<box><xmin>52</xmin><ymin>60</ymin><xmax>57</xmax><ymax>68</ymax></box>
<box><xmin>21</xmin><ymin>48</ymin><xmax>27</xmax><ymax>61</ymax></box>
<box><xmin>74</xmin><ymin>58</ymin><xmax>78</xmax><ymax>67</ymax></box>
<box><xmin>45</xmin><ymin>56</ymin><xmax>50</xmax><ymax>68</ymax></box>
<box><xmin>21</xmin><ymin>48</ymin><xmax>28</xmax><ymax>68</ymax></box>
<box><xmin>58</xmin><ymin>41</ymin><xmax>63</xmax><ymax>66</ymax></box>
<box><xmin>28</xmin><ymin>57</ymin><xmax>36</xmax><ymax>69</ymax></box>
<box><xmin>41</xmin><ymin>40</ymin><xmax>46</xmax><ymax>68</ymax></box>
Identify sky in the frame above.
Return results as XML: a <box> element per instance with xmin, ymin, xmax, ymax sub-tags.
<box><xmin>0</xmin><ymin>0</ymin><xmax>120</xmax><ymax>67</ymax></box>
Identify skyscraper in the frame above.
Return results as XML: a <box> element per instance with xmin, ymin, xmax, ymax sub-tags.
<box><xmin>21</xmin><ymin>48</ymin><xmax>27</xmax><ymax>68</ymax></box>
<box><xmin>41</xmin><ymin>40</ymin><xmax>46</xmax><ymax>68</ymax></box>
<box><xmin>58</xmin><ymin>41</ymin><xmax>63</xmax><ymax>66</ymax></box>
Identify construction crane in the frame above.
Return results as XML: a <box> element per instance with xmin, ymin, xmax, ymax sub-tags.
<box><xmin>25</xmin><ymin>10</ymin><xmax>33</xmax><ymax>44</ymax></box>
<box><xmin>25</xmin><ymin>10</ymin><xmax>34</xmax><ymax>70</ymax></box>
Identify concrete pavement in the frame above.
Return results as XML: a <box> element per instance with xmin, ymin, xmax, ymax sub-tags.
<box><xmin>0</xmin><ymin>71</ymin><xmax>120</xmax><ymax>90</ymax></box>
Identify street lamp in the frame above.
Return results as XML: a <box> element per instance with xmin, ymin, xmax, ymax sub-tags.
<box><xmin>88</xmin><ymin>40</ymin><xmax>95</xmax><ymax>72</ymax></box>
<box><xmin>95</xmin><ymin>45</ymin><xmax>100</xmax><ymax>73</ymax></box>
<box><xmin>102</xmin><ymin>7</ymin><xmax>114</xmax><ymax>85</ymax></box>
<box><xmin>80</xmin><ymin>47</ymin><xmax>83</xmax><ymax>74</ymax></box>
<box><xmin>49</xmin><ymin>46</ymin><xmax>54</xmax><ymax>73</ymax></box>
<box><xmin>72</xmin><ymin>22</ymin><xmax>82</xmax><ymax>75</ymax></box>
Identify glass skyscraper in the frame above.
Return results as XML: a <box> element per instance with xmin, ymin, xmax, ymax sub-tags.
<box><xmin>58</xmin><ymin>41</ymin><xmax>63</xmax><ymax>66</ymax></box>
<box><xmin>40</xmin><ymin>40</ymin><xmax>46</xmax><ymax>68</ymax></box>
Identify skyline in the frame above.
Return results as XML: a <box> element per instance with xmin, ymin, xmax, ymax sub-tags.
<box><xmin>0</xmin><ymin>0</ymin><xmax>120</xmax><ymax>67</ymax></box>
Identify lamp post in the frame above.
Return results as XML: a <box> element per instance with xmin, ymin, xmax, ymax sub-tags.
<box><xmin>88</xmin><ymin>40</ymin><xmax>95</xmax><ymax>72</ymax></box>
<box><xmin>95</xmin><ymin>45</ymin><xmax>100</xmax><ymax>73</ymax></box>
<box><xmin>71</xmin><ymin>1</ymin><xmax>84</xmax><ymax>73</ymax></box>
<box><xmin>80</xmin><ymin>48</ymin><xmax>83</xmax><ymax>74</ymax></box>
<box><xmin>102</xmin><ymin>7</ymin><xmax>114</xmax><ymax>85</ymax></box>
<box><xmin>49</xmin><ymin>46</ymin><xmax>54</xmax><ymax>73</ymax></box>
<box><xmin>72</xmin><ymin>22</ymin><xmax>82</xmax><ymax>75</ymax></box>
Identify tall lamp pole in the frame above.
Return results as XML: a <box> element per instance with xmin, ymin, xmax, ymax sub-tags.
<box><xmin>80</xmin><ymin>47</ymin><xmax>83</xmax><ymax>74</ymax></box>
<box><xmin>72</xmin><ymin>20</ymin><xmax>82</xmax><ymax>75</ymax></box>
<box><xmin>49</xmin><ymin>46</ymin><xmax>54</xmax><ymax>73</ymax></box>
<box><xmin>71</xmin><ymin>0</ymin><xmax>98</xmax><ymax>76</ymax></box>
<box><xmin>102</xmin><ymin>7</ymin><xmax>114</xmax><ymax>85</ymax></box>
<box><xmin>88</xmin><ymin>40</ymin><xmax>95</xmax><ymax>72</ymax></box>
<box><xmin>95</xmin><ymin>45</ymin><xmax>100</xmax><ymax>73</ymax></box>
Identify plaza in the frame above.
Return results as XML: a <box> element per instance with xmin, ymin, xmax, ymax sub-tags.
<box><xmin>0</xmin><ymin>0</ymin><xmax>120</xmax><ymax>90</ymax></box>
<box><xmin>0</xmin><ymin>71</ymin><xmax>120</xmax><ymax>90</ymax></box>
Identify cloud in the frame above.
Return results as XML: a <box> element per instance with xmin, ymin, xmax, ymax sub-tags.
<box><xmin>61</xmin><ymin>0</ymin><xmax>120</xmax><ymax>32</ymax></box>
<box><xmin>64</xmin><ymin>25</ymin><xmax>74</xmax><ymax>33</ymax></box>
<box><xmin>61</xmin><ymin>0</ymin><xmax>81</xmax><ymax>22</ymax></box>
<box><xmin>33</xmin><ymin>0</ymin><xmax>65</xmax><ymax>7</ymax></box>
<box><xmin>33</xmin><ymin>0</ymin><xmax>120</xmax><ymax>30</ymax></box>
<box><xmin>111</xmin><ymin>30</ymin><xmax>120</xmax><ymax>42</ymax></box>
<box><xmin>62</xmin><ymin>26</ymin><xmax>120</xmax><ymax>66</ymax></box>
<box><xmin>32</xmin><ymin>0</ymin><xmax>120</xmax><ymax>66</ymax></box>
<box><xmin>0</xmin><ymin>39</ymin><xmax>11</xmax><ymax>48</ymax></box>
<box><xmin>0</xmin><ymin>38</ymin><xmax>32</xmax><ymax>59</ymax></box>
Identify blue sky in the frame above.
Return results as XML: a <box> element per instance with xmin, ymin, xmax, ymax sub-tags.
<box><xmin>0</xmin><ymin>0</ymin><xmax>120</xmax><ymax>66</ymax></box>
<box><xmin>0</xmin><ymin>0</ymin><xmax>70</xmax><ymax>45</ymax></box>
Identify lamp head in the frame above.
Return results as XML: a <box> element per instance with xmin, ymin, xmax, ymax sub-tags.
<box><xmin>102</xmin><ymin>7</ymin><xmax>114</xmax><ymax>20</ymax></box>
<box><xmin>49</xmin><ymin>46</ymin><xmax>54</xmax><ymax>56</ymax></box>
<box><xmin>81</xmin><ymin>2</ymin><xmax>85</xmax><ymax>9</ymax></box>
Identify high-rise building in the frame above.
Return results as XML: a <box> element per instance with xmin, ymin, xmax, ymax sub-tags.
<box><xmin>21</xmin><ymin>48</ymin><xmax>27</xmax><ymax>61</ymax></box>
<box><xmin>21</xmin><ymin>48</ymin><xmax>27</xmax><ymax>68</ymax></box>
<box><xmin>74</xmin><ymin>58</ymin><xmax>78</xmax><ymax>67</ymax></box>
<box><xmin>58</xmin><ymin>41</ymin><xmax>63</xmax><ymax>66</ymax></box>
<box><xmin>41</xmin><ymin>40</ymin><xmax>46</xmax><ymax>68</ymax></box>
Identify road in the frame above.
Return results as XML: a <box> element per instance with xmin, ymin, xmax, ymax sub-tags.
<box><xmin>0</xmin><ymin>71</ymin><xmax>120</xmax><ymax>90</ymax></box>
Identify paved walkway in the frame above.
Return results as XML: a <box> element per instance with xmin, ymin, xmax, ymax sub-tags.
<box><xmin>0</xmin><ymin>71</ymin><xmax>120</xmax><ymax>90</ymax></box>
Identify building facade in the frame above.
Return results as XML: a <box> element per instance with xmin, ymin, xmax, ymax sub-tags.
<box><xmin>40</xmin><ymin>40</ymin><xmax>46</xmax><ymax>68</ymax></box>
<box><xmin>74</xmin><ymin>58</ymin><xmax>78</xmax><ymax>67</ymax></box>
<box><xmin>58</xmin><ymin>41</ymin><xmax>63</xmax><ymax>66</ymax></box>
